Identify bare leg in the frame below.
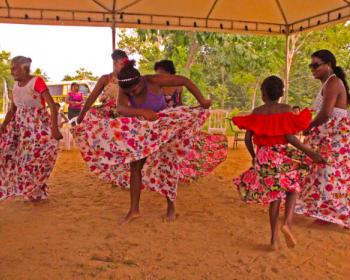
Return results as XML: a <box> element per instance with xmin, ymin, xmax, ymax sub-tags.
<box><xmin>281</xmin><ymin>191</ymin><xmax>297</xmax><ymax>248</ymax></box>
<box><xmin>269</xmin><ymin>199</ymin><xmax>281</xmax><ymax>250</ymax></box>
<box><xmin>121</xmin><ymin>159</ymin><xmax>145</xmax><ymax>224</ymax></box>
<box><xmin>163</xmin><ymin>196</ymin><xmax>176</xmax><ymax>222</ymax></box>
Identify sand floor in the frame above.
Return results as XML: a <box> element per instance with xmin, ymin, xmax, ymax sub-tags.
<box><xmin>0</xmin><ymin>141</ymin><xmax>349</xmax><ymax>280</ymax></box>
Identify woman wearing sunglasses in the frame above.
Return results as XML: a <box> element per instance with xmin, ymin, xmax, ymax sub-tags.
<box><xmin>295</xmin><ymin>49</ymin><xmax>350</xmax><ymax>229</ymax></box>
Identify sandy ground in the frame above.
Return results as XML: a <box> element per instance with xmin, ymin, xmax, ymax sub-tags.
<box><xmin>0</xmin><ymin>140</ymin><xmax>349</xmax><ymax>280</ymax></box>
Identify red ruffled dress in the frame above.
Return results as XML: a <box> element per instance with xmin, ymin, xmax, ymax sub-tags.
<box><xmin>232</xmin><ymin>109</ymin><xmax>311</xmax><ymax>204</ymax></box>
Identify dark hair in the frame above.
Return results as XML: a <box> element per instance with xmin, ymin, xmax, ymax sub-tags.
<box><xmin>55</xmin><ymin>102</ymin><xmax>61</xmax><ymax>108</ymax></box>
<box><xmin>70</xmin><ymin>82</ymin><xmax>79</xmax><ymax>89</ymax></box>
<box><xmin>261</xmin><ymin>75</ymin><xmax>284</xmax><ymax>101</ymax></box>
<box><xmin>312</xmin><ymin>49</ymin><xmax>350</xmax><ymax>104</ymax></box>
<box><xmin>111</xmin><ymin>49</ymin><xmax>128</xmax><ymax>62</ymax></box>
<box><xmin>154</xmin><ymin>60</ymin><xmax>176</xmax><ymax>74</ymax></box>
<box><xmin>117</xmin><ymin>60</ymin><xmax>141</xmax><ymax>89</ymax></box>
<box><xmin>292</xmin><ymin>105</ymin><xmax>300</xmax><ymax>110</ymax></box>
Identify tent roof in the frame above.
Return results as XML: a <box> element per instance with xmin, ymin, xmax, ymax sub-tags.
<box><xmin>0</xmin><ymin>0</ymin><xmax>349</xmax><ymax>35</ymax></box>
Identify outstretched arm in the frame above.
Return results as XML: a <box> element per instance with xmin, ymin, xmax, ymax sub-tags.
<box><xmin>285</xmin><ymin>134</ymin><xmax>324</xmax><ymax>163</ymax></box>
<box><xmin>77</xmin><ymin>75</ymin><xmax>108</xmax><ymax>123</ymax></box>
<box><xmin>42</xmin><ymin>90</ymin><xmax>63</xmax><ymax>140</ymax></box>
<box><xmin>147</xmin><ymin>75</ymin><xmax>211</xmax><ymax>108</ymax></box>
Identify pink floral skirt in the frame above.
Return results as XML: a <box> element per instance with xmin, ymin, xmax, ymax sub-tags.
<box><xmin>295</xmin><ymin>114</ymin><xmax>350</xmax><ymax>228</ymax></box>
<box><xmin>0</xmin><ymin>107</ymin><xmax>59</xmax><ymax>200</ymax></box>
<box><xmin>233</xmin><ymin>144</ymin><xmax>308</xmax><ymax>205</ymax></box>
<box><xmin>72</xmin><ymin>106</ymin><xmax>227</xmax><ymax>201</ymax></box>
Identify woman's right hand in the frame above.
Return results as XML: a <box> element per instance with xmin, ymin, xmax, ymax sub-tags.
<box><xmin>52</xmin><ymin>127</ymin><xmax>63</xmax><ymax>140</ymax></box>
<box><xmin>308</xmin><ymin>151</ymin><xmax>326</xmax><ymax>164</ymax></box>
<box><xmin>0</xmin><ymin>124</ymin><xmax>6</xmax><ymax>135</ymax></box>
<box><xmin>141</xmin><ymin>109</ymin><xmax>159</xmax><ymax>121</ymax></box>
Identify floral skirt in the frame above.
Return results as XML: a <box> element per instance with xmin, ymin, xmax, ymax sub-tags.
<box><xmin>295</xmin><ymin>115</ymin><xmax>350</xmax><ymax>228</ymax></box>
<box><xmin>72</xmin><ymin>106</ymin><xmax>227</xmax><ymax>201</ymax></box>
<box><xmin>180</xmin><ymin>131</ymin><xmax>227</xmax><ymax>182</ymax></box>
<box><xmin>0</xmin><ymin>107</ymin><xmax>59</xmax><ymax>200</ymax></box>
<box><xmin>233</xmin><ymin>144</ymin><xmax>309</xmax><ymax>205</ymax></box>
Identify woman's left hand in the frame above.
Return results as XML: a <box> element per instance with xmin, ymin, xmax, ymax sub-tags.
<box><xmin>200</xmin><ymin>99</ymin><xmax>212</xmax><ymax>109</ymax></box>
<box><xmin>52</xmin><ymin>127</ymin><xmax>63</xmax><ymax>140</ymax></box>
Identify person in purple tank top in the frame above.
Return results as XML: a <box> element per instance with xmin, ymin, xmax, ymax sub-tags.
<box><xmin>117</xmin><ymin>61</ymin><xmax>211</xmax><ymax>223</ymax></box>
<box><xmin>73</xmin><ymin>60</ymin><xmax>220</xmax><ymax>225</ymax></box>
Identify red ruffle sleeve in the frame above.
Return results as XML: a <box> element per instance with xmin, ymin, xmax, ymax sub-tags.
<box><xmin>232</xmin><ymin>109</ymin><xmax>311</xmax><ymax>146</ymax></box>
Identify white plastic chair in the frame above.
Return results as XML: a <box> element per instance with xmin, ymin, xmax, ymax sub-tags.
<box><xmin>208</xmin><ymin>109</ymin><xmax>228</xmax><ymax>134</ymax></box>
<box><xmin>60</xmin><ymin>117</ymin><xmax>78</xmax><ymax>150</ymax></box>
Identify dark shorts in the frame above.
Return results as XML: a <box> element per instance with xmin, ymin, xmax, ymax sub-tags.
<box><xmin>68</xmin><ymin>108</ymin><xmax>81</xmax><ymax>120</ymax></box>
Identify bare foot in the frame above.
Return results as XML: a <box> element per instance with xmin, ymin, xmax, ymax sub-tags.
<box><xmin>281</xmin><ymin>225</ymin><xmax>297</xmax><ymax>248</ymax></box>
<box><xmin>270</xmin><ymin>237</ymin><xmax>281</xmax><ymax>251</ymax></box>
<box><xmin>163</xmin><ymin>197</ymin><xmax>176</xmax><ymax>223</ymax></box>
<box><xmin>120</xmin><ymin>210</ymin><xmax>140</xmax><ymax>225</ymax></box>
<box><xmin>163</xmin><ymin>202</ymin><xmax>176</xmax><ymax>222</ymax></box>
<box><xmin>269</xmin><ymin>242</ymin><xmax>281</xmax><ymax>251</ymax></box>
<box><xmin>162</xmin><ymin>212</ymin><xmax>178</xmax><ymax>223</ymax></box>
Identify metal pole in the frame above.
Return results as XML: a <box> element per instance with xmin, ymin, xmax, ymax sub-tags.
<box><xmin>284</xmin><ymin>34</ymin><xmax>290</xmax><ymax>103</ymax></box>
<box><xmin>112</xmin><ymin>17</ymin><xmax>116</xmax><ymax>51</ymax></box>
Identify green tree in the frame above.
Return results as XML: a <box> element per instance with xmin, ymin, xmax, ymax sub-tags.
<box><xmin>32</xmin><ymin>68</ymin><xmax>50</xmax><ymax>81</ymax></box>
<box><xmin>63</xmin><ymin>68</ymin><xmax>98</xmax><ymax>81</ymax></box>
<box><xmin>0</xmin><ymin>51</ymin><xmax>14</xmax><ymax>112</ymax></box>
<box><xmin>117</xmin><ymin>23</ymin><xmax>350</xmax><ymax>111</ymax></box>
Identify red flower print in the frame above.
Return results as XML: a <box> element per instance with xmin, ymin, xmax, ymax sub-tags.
<box><xmin>24</xmin><ymin>131</ymin><xmax>31</xmax><ymax>138</ymax></box>
<box><xmin>121</xmin><ymin>118</ymin><xmax>130</xmax><ymax>124</ymax></box>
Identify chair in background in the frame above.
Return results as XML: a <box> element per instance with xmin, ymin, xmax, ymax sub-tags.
<box><xmin>228</xmin><ymin>119</ymin><xmax>245</xmax><ymax>149</ymax></box>
<box><xmin>208</xmin><ymin>109</ymin><xmax>229</xmax><ymax>135</ymax></box>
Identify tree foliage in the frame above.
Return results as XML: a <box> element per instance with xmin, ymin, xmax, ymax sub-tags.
<box><xmin>118</xmin><ymin>23</ymin><xmax>350</xmax><ymax>111</ymax></box>
<box><xmin>62</xmin><ymin>68</ymin><xmax>98</xmax><ymax>81</ymax></box>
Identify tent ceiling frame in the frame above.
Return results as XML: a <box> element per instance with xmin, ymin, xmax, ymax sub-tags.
<box><xmin>0</xmin><ymin>3</ymin><xmax>349</xmax><ymax>35</ymax></box>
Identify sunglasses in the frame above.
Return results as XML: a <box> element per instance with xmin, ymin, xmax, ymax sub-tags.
<box><xmin>308</xmin><ymin>62</ymin><xmax>326</xmax><ymax>70</ymax></box>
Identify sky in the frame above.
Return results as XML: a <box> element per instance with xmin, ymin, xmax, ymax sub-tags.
<box><xmin>0</xmin><ymin>24</ymin><xmax>121</xmax><ymax>81</ymax></box>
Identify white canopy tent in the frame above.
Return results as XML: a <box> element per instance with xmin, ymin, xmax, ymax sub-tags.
<box><xmin>1</xmin><ymin>1</ymin><xmax>349</xmax><ymax>35</ymax></box>
<box><xmin>1</xmin><ymin>0</ymin><xmax>349</xmax><ymax>101</ymax></box>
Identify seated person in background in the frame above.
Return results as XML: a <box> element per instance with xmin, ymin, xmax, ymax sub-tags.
<box><xmin>292</xmin><ymin>105</ymin><xmax>301</xmax><ymax>115</ymax></box>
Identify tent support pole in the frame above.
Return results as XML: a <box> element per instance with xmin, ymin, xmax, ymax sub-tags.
<box><xmin>112</xmin><ymin>16</ymin><xmax>116</xmax><ymax>51</ymax></box>
<box><xmin>284</xmin><ymin>34</ymin><xmax>290</xmax><ymax>104</ymax></box>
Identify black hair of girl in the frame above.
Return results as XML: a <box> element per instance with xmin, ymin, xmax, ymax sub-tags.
<box><xmin>312</xmin><ymin>49</ymin><xmax>350</xmax><ymax>105</ymax></box>
<box><xmin>117</xmin><ymin>60</ymin><xmax>141</xmax><ymax>89</ymax></box>
<box><xmin>154</xmin><ymin>60</ymin><xmax>176</xmax><ymax>74</ymax></box>
<box><xmin>261</xmin><ymin>75</ymin><xmax>284</xmax><ymax>101</ymax></box>
<box><xmin>111</xmin><ymin>49</ymin><xmax>128</xmax><ymax>61</ymax></box>
<box><xmin>70</xmin><ymin>82</ymin><xmax>79</xmax><ymax>89</ymax></box>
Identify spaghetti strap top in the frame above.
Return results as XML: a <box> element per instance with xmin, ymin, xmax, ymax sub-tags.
<box><xmin>313</xmin><ymin>74</ymin><xmax>348</xmax><ymax>118</ymax></box>
<box><xmin>129</xmin><ymin>79</ymin><xmax>167</xmax><ymax>112</ymax></box>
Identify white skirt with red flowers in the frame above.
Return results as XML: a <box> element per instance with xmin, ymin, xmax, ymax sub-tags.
<box><xmin>72</xmin><ymin>106</ymin><xmax>227</xmax><ymax>201</ymax></box>
<box><xmin>295</xmin><ymin>111</ymin><xmax>350</xmax><ymax>228</ymax></box>
<box><xmin>0</xmin><ymin>107</ymin><xmax>59</xmax><ymax>200</ymax></box>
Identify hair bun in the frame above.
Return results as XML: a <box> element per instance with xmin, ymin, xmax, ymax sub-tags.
<box><xmin>125</xmin><ymin>59</ymin><xmax>136</xmax><ymax>68</ymax></box>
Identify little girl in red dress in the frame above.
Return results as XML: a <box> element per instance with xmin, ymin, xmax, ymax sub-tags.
<box><xmin>232</xmin><ymin>76</ymin><xmax>324</xmax><ymax>250</ymax></box>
